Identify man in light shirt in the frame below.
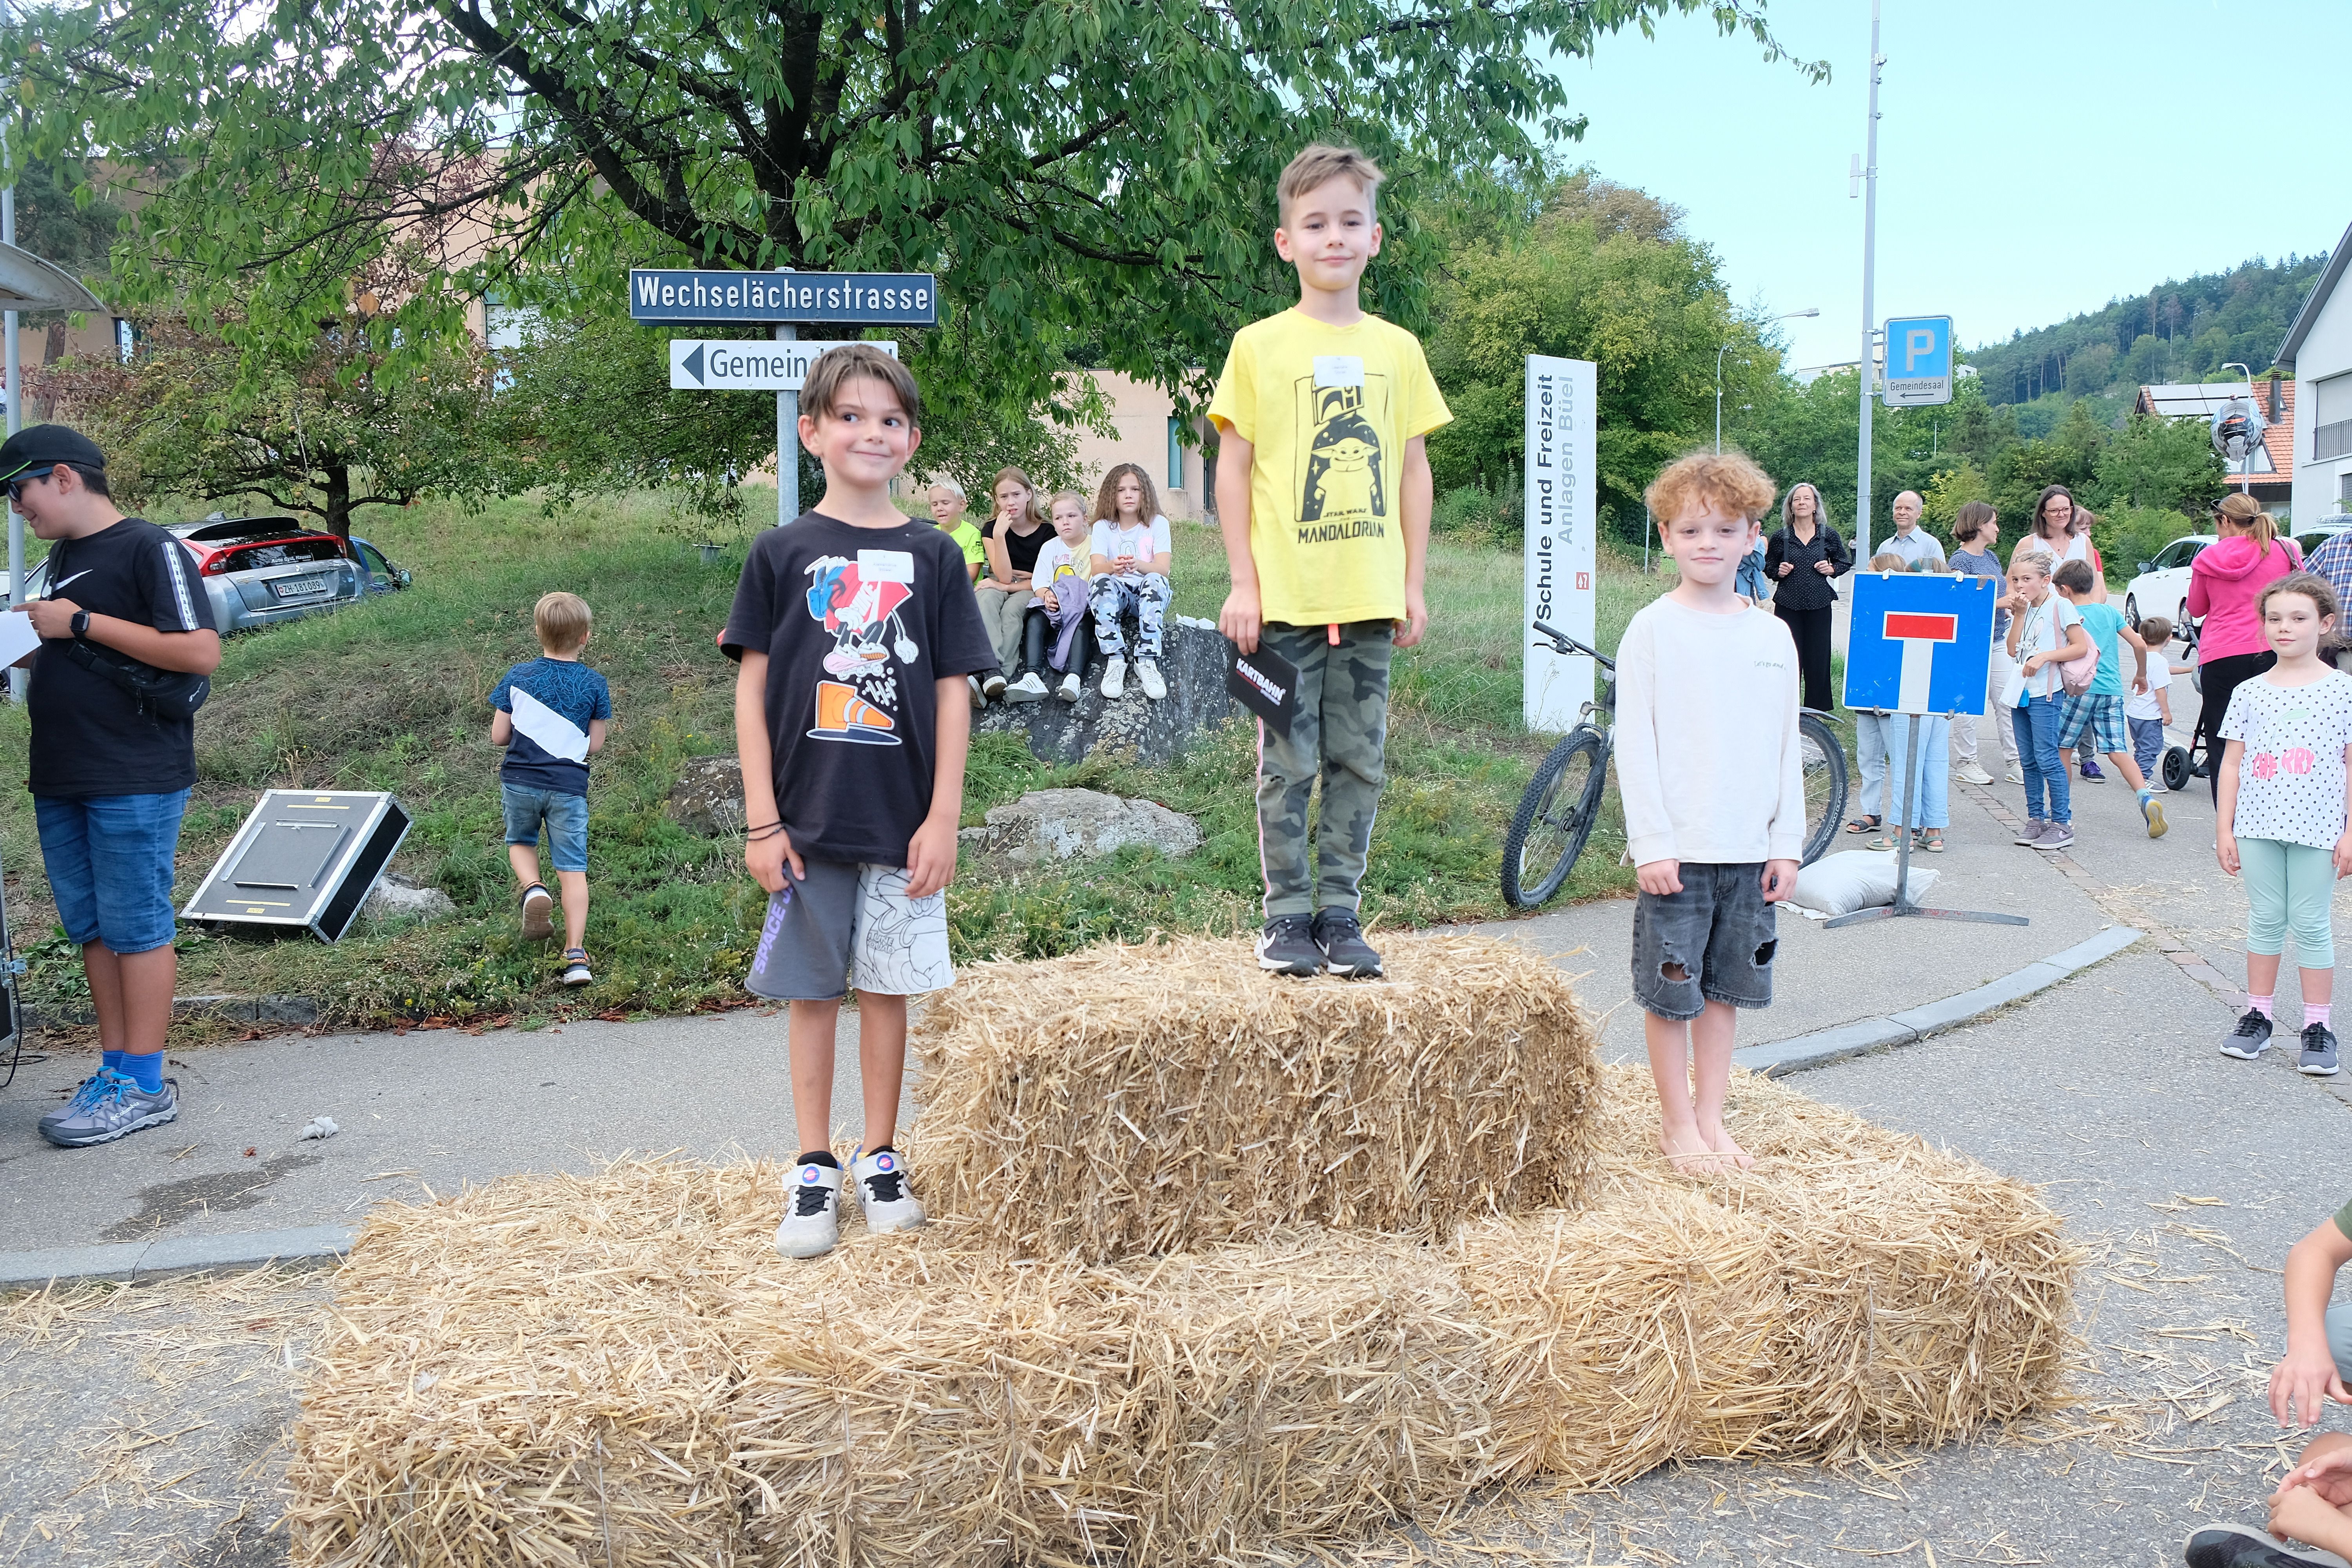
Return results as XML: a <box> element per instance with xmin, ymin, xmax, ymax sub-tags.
<box><xmin>1879</xmin><ymin>491</ymin><xmax>1945</xmax><ymax>571</ymax></box>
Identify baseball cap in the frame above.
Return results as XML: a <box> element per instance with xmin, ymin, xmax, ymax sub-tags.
<box><xmin>0</xmin><ymin>424</ymin><xmax>106</xmax><ymax>483</ymax></box>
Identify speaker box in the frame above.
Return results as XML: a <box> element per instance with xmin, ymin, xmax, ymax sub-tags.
<box><xmin>183</xmin><ymin>790</ymin><xmax>413</xmax><ymax>942</ymax></box>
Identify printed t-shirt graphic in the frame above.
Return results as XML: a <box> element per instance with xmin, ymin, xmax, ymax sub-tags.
<box><xmin>720</xmin><ymin>512</ymin><xmax>995</xmax><ymax>866</ymax></box>
<box><xmin>490</xmin><ymin>657</ymin><xmax>612</xmax><ymax>794</ymax></box>
<box><xmin>804</xmin><ymin>548</ymin><xmax>918</xmax><ymax>746</ymax></box>
<box><xmin>1208</xmin><ymin>309</ymin><xmax>1451</xmax><ymax>626</ymax></box>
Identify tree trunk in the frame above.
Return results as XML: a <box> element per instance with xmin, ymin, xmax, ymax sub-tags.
<box><xmin>323</xmin><ymin>463</ymin><xmax>352</xmax><ymax>541</ymax></box>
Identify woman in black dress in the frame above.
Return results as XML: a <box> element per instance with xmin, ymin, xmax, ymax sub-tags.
<box><xmin>1763</xmin><ymin>481</ymin><xmax>1851</xmax><ymax>713</ymax></box>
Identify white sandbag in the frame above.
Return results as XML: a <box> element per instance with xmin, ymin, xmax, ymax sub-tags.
<box><xmin>1788</xmin><ymin>850</ymin><xmax>1940</xmax><ymax>918</ymax></box>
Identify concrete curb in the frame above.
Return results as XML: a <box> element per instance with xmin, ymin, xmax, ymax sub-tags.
<box><xmin>0</xmin><ymin>1222</ymin><xmax>356</xmax><ymax>1290</ymax></box>
<box><xmin>1732</xmin><ymin>925</ymin><xmax>2143</xmax><ymax>1078</ymax></box>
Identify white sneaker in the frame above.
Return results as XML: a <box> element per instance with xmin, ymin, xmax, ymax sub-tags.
<box><xmin>968</xmin><ymin>675</ymin><xmax>985</xmax><ymax>711</ymax></box>
<box><xmin>2005</xmin><ymin>764</ymin><xmax>2027</xmax><ymax>784</ymax></box>
<box><xmin>1101</xmin><ymin>655</ymin><xmax>1128</xmax><ymax>700</ymax></box>
<box><xmin>851</xmin><ymin>1147</ymin><xmax>927</xmax><ymax>1234</ymax></box>
<box><xmin>1006</xmin><ymin>671</ymin><xmax>1049</xmax><ymax>704</ymax></box>
<box><xmin>1956</xmin><ymin>763</ymin><xmax>1994</xmax><ymax>786</ymax></box>
<box><xmin>776</xmin><ymin>1161</ymin><xmax>843</xmax><ymax>1259</ymax></box>
<box><xmin>1136</xmin><ymin>659</ymin><xmax>1167</xmax><ymax>700</ymax></box>
<box><xmin>982</xmin><ymin>670</ymin><xmax>1008</xmax><ymax>701</ymax></box>
<box><xmin>1057</xmin><ymin>671</ymin><xmax>1082</xmax><ymax>702</ymax></box>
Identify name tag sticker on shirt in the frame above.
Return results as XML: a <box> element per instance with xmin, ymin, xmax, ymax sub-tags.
<box><xmin>857</xmin><ymin>550</ymin><xmax>915</xmax><ymax>583</ymax></box>
<box><xmin>1312</xmin><ymin>355</ymin><xmax>1364</xmax><ymax>389</ymax></box>
<box><xmin>1228</xmin><ymin>641</ymin><xmax>1301</xmax><ymax>740</ymax></box>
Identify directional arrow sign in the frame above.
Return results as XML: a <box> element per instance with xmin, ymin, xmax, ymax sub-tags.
<box><xmin>668</xmin><ymin>339</ymin><xmax>897</xmax><ymax>392</ymax></box>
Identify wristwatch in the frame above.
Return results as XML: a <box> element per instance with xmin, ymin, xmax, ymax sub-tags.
<box><xmin>69</xmin><ymin>609</ymin><xmax>90</xmax><ymax>639</ymax></box>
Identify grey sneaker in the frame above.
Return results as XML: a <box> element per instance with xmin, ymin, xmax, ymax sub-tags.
<box><xmin>1312</xmin><ymin>908</ymin><xmax>1384</xmax><ymax>979</ymax></box>
<box><xmin>776</xmin><ymin>1160</ymin><xmax>843</xmax><ymax>1259</ymax></box>
<box><xmin>2012</xmin><ymin>819</ymin><xmax>2046</xmax><ymax>846</ymax></box>
<box><xmin>2036</xmin><ymin>822</ymin><xmax>2074</xmax><ymax>850</ymax></box>
<box><xmin>38</xmin><ymin>1070</ymin><xmax>178</xmax><ymax>1149</ymax></box>
<box><xmin>561</xmin><ymin>947</ymin><xmax>593</xmax><ymax>987</ymax></box>
<box><xmin>851</xmin><ymin>1146</ymin><xmax>926</xmax><ymax>1233</ymax></box>
<box><xmin>2220</xmin><ymin>1008</ymin><xmax>2274</xmax><ymax>1060</ymax></box>
<box><xmin>1258</xmin><ymin>913</ymin><xmax>1323</xmax><ymax>976</ymax></box>
<box><xmin>2183</xmin><ymin>1523</ymin><xmax>2352</xmax><ymax>1568</ymax></box>
<box><xmin>2301</xmin><ymin>1023</ymin><xmax>2340</xmax><ymax>1076</ymax></box>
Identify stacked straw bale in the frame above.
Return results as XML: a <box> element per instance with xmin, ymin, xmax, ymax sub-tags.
<box><xmin>1458</xmin><ymin>1065</ymin><xmax>2080</xmax><ymax>1489</ymax></box>
<box><xmin>285</xmin><ymin>1159</ymin><xmax>773</xmax><ymax>1568</ymax></box>
<box><xmin>912</xmin><ymin>932</ymin><xmax>1604</xmax><ymax>1262</ymax></box>
<box><xmin>289</xmin><ymin>981</ymin><xmax>2078</xmax><ymax>1568</ymax></box>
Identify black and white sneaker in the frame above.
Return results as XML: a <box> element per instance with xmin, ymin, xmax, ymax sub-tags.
<box><xmin>1258</xmin><ymin>914</ymin><xmax>1323</xmax><ymax>976</ymax></box>
<box><xmin>1312</xmin><ymin>908</ymin><xmax>1384</xmax><ymax>979</ymax></box>
<box><xmin>775</xmin><ymin>1160</ymin><xmax>843</xmax><ymax>1259</ymax></box>
<box><xmin>2183</xmin><ymin>1523</ymin><xmax>2352</xmax><ymax>1568</ymax></box>
<box><xmin>851</xmin><ymin>1146</ymin><xmax>926</xmax><ymax>1233</ymax></box>
<box><xmin>2219</xmin><ymin>1009</ymin><xmax>2274</xmax><ymax>1060</ymax></box>
<box><xmin>2301</xmin><ymin>1023</ymin><xmax>2340</xmax><ymax>1077</ymax></box>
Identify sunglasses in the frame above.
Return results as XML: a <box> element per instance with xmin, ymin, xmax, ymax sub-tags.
<box><xmin>5</xmin><ymin>465</ymin><xmax>56</xmax><ymax>503</ymax></box>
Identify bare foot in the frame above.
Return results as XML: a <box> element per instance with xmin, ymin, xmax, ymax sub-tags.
<box><xmin>1658</xmin><ymin>1128</ymin><xmax>1721</xmax><ymax>1175</ymax></box>
<box><xmin>1700</xmin><ymin>1123</ymin><xmax>1756</xmax><ymax>1170</ymax></box>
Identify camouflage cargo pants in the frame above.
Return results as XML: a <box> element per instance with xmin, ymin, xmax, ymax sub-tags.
<box><xmin>1254</xmin><ymin>619</ymin><xmax>1393</xmax><ymax>918</ymax></box>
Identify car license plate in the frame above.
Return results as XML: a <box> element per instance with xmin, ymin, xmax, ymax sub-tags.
<box><xmin>272</xmin><ymin>576</ymin><xmax>331</xmax><ymax>599</ymax></box>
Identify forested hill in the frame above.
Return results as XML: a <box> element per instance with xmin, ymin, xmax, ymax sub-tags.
<box><xmin>1966</xmin><ymin>252</ymin><xmax>2328</xmax><ymax>417</ymax></box>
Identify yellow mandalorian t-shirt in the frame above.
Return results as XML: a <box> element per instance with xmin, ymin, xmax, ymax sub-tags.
<box><xmin>1207</xmin><ymin>309</ymin><xmax>1452</xmax><ymax>626</ymax></box>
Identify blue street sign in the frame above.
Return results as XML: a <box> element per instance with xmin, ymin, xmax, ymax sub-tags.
<box><xmin>629</xmin><ymin>269</ymin><xmax>938</xmax><ymax>326</ymax></box>
<box><xmin>1841</xmin><ymin>570</ymin><xmax>1995</xmax><ymax>715</ymax></box>
<box><xmin>1882</xmin><ymin>314</ymin><xmax>1953</xmax><ymax>407</ymax></box>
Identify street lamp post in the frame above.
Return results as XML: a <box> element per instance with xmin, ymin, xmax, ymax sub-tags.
<box><xmin>1854</xmin><ymin>0</ymin><xmax>1885</xmax><ymax>559</ymax></box>
<box><xmin>1717</xmin><ymin>309</ymin><xmax>1820</xmax><ymax>453</ymax></box>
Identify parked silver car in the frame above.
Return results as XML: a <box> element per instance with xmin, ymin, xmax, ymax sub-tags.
<box><xmin>3</xmin><ymin>514</ymin><xmax>409</xmax><ymax>632</ymax></box>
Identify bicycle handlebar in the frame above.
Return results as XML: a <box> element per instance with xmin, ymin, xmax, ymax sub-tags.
<box><xmin>1531</xmin><ymin>620</ymin><xmax>1614</xmax><ymax>671</ymax></box>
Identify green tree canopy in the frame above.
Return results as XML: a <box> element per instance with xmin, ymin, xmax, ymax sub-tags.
<box><xmin>8</xmin><ymin>0</ymin><xmax>1810</xmax><ymax>430</ymax></box>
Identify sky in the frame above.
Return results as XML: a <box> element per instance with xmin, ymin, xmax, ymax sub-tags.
<box><xmin>1552</xmin><ymin>0</ymin><xmax>2352</xmax><ymax>372</ymax></box>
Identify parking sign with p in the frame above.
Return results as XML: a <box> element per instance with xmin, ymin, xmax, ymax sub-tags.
<box><xmin>1882</xmin><ymin>314</ymin><xmax>1953</xmax><ymax>408</ymax></box>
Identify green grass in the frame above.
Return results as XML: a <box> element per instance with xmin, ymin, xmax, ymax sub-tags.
<box><xmin>0</xmin><ymin>494</ymin><xmax>1676</xmax><ymax>1030</ymax></box>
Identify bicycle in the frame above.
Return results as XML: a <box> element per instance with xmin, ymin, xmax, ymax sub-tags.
<box><xmin>1500</xmin><ymin>620</ymin><xmax>1851</xmax><ymax>910</ymax></box>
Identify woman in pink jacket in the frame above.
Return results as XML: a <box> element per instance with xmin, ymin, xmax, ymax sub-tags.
<box><xmin>2188</xmin><ymin>493</ymin><xmax>2303</xmax><ymax>801</ymax></box>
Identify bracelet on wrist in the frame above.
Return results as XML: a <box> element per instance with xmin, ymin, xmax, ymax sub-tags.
<box><xmin>746</xmin><ymin>822</ymin><xmax>785</xmax><ymax>841</ymax></box>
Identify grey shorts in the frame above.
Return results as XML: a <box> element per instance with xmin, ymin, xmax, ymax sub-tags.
<box><xmin>1631</xmin><ymin>862</ymin><xmax>1777</xmax><ymax>1021</ymax></box>
<box><xmin>745</xmin><ymin>859</ymin><xmax>954</xmax><ymax>1001</ymax></box>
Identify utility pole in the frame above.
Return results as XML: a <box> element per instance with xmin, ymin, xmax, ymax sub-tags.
<box><xmin>3</xmin><ymin>0</ymin><xmax>22</xmax><ymax>703</ymax></box>
<box><xmin>1853</xmin><ymin>0</ymin><xmax>1884</xmax><ymax>560</ymax></box>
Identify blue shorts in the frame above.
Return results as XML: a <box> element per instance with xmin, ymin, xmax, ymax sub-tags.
<box><xmin>502</xmin><ymin>785</ymin><xmax>590</xmax><ymax>874</ymax></box>
<box><xmin>35</xmin><ymin>789</ymin><xmax>191</xmax><ymax>955</ymax></box>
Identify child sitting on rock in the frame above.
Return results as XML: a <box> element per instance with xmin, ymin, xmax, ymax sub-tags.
<box><xmin>1088</xmin><ymin>461</ymin><xmax>1174</xmax><ymax>702</ymax></box>
<box><xmin>1008</xmin><ymin>490</ymin><xmax>1095</xmax><ymax>704</ymax></box>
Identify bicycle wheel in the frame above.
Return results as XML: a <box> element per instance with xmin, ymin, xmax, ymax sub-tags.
<box><xmin>1502</xmin><ymin>729</ymin><xmax>1608</xmax><ymax>909</ymax></box>
<box><xmin>1797</xmin><ymin>710</ymin><xmax>1849</xmax><ymax>867</ymax></box>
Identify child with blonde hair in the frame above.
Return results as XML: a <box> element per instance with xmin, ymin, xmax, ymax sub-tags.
<box><xmin>2214</xmin><ymin>573</ymin><xmax>2352</xmax><ymax>1076</ymax></box>
<box><xmin>970</xmin><ymin>466</ymin><xmax>1049</xmax><ymax>706</ymax></box>
<box><xmin>2002</xmin><ymin>549</ymin><xmax>2094</xmax><ymax>850</ymax></box>
<box><xmin>1007</xmin><ymin>489</ymin><xmax>1096</xmax><ymax>703</ymax></box>
<box><xmin>491</xmin><ymin>591</ymin><xmax>612</xmax><ymax>985</ymax></box>
<box><xmin>1618</xmin><ymin>449</ymin><xmax>1804</xmax><ymax>1173</ymax></box>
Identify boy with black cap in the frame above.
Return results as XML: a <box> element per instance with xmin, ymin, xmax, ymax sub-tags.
<box><xmin>0</xmin><ymin>425</ymin><xmax>221</xmax><ymax>1148</ymax></box>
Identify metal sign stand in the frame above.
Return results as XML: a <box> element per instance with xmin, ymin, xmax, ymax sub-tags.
<box><xmin>1825</xmin><ymin>710</ymin><xmax>2029</xmax><ymax>929</ymax></box>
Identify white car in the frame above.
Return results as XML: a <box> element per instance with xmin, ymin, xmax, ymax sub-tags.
<box><xmin>2122</xmin><ymin>535</ymin><xmax>2216</xmax><ymax>649</ymax></box>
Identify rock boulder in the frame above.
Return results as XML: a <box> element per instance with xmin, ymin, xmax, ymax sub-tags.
<box><xmin>668</xmin><ymin>755</ymin><xmax>747</xmax><ymax>836</ymax></box>
<box><xmin>973</xmin><ymin>617</ymin><xmax>1236</xmax><ymax>765</ymax></box>
<box><xmin>363</xmin><ymin>872</ymin><xmax>457</xmax><ymax>926</ymax></box>
<box><xmin>964</xmin><ymin>788</ymin><xmax>1203</xmax><ymax>865</ymax></box>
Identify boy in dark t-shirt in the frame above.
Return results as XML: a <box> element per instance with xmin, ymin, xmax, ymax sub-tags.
<box><xmin>490</xmin><ymin>591</ymin><xmax>612</xmax><ymax>985</ymax></box>
<box><xmin>722</xmin><ymin>344</ymin><xmax>993</xmax><ymax>1261</ymax></box>
<box><xmin>0</xmin><ymin>425</ymin><xmax>222</xmax><ymax>1149</ymax></box>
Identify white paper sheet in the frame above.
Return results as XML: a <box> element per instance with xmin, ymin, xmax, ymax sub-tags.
<box><xmin>0</xmin><ymin>610</ymin><xmax>44</xmax><ymax>670</ymax></box>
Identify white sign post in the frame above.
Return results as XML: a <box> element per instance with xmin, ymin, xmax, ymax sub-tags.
<box><xmin>1523</xmin><ymin>356</ymin><xmax>1598</xmax><ymax>732</ymax></box>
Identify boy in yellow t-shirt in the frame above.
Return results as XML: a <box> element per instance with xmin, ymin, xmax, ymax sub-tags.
<box><xmin>1208</xmin><ymin>143</ymin><xmax>1451</xmax><ymax>981</ymax></box>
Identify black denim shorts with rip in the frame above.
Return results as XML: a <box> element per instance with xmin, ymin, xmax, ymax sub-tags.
<box><xmin>1631</xmin><ymin>862</ymin><xmax>1777</xmax><ymax>1022</ymax></box>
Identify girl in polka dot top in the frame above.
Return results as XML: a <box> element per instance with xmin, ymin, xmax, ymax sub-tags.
<box><xmin>2214</xmin><ymin>573</ymin><xmax>2352</xmax><ymax>1075</ymax></box>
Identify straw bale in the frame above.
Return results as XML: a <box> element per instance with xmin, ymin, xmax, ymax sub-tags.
<box><xmin>913</xmin><ymin>932</ymin><xmax>1603</xmax><ymax>1262</ymax></box>
<box><xmin>1457</xmin><ymin>1065</ymin><xmax>2079</xmax><ymax>1487</ymax></box>
<box><xmin>286</xmin><ymin>1158</ymin><xmax>775</xmax><ymax>1568</ymax></box>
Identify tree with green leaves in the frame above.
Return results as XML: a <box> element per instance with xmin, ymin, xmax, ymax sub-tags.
<box><xmin>2092</xmin><ymin>411</ymin><xmax>2226</xmax><ymax>517</ymax></box>
<box><xmin>7</xmin><ymin>0</ymin><xmax>1811</xmax><ymax>513</ymax></box>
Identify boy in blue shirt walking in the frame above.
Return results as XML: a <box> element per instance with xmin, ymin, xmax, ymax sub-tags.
<box><xmin>491</xmin><ymin>592</ymin><xmax>612</xmax><ymax>984</ymax></box>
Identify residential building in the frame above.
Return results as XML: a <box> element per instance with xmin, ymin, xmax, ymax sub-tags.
<box><xmin>2132</xmin><ymin>376</ymin><xmax>2294</xmax><ymax>514</ymax></box>
<box><xmin>1073</xmin><ymin>371</ymin><xmax>1212</xmax><ymax>520</ymax></box>
<box><xmin>2277</xmin><ymin>218</ymin><xmax>2352</xmax><ymax>525</ymax></box>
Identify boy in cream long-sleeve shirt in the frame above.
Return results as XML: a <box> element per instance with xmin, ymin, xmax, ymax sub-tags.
<box><xmin>1615</xmin><ymin>450</ymin><xmax>1806</xmax><ymax>1175</ymax></box>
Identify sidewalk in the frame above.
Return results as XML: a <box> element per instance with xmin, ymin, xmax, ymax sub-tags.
<box><xmin>0</xmin><ymin>774</ymin><xmax>2168</xmax><ymax>1261</ymax></box>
